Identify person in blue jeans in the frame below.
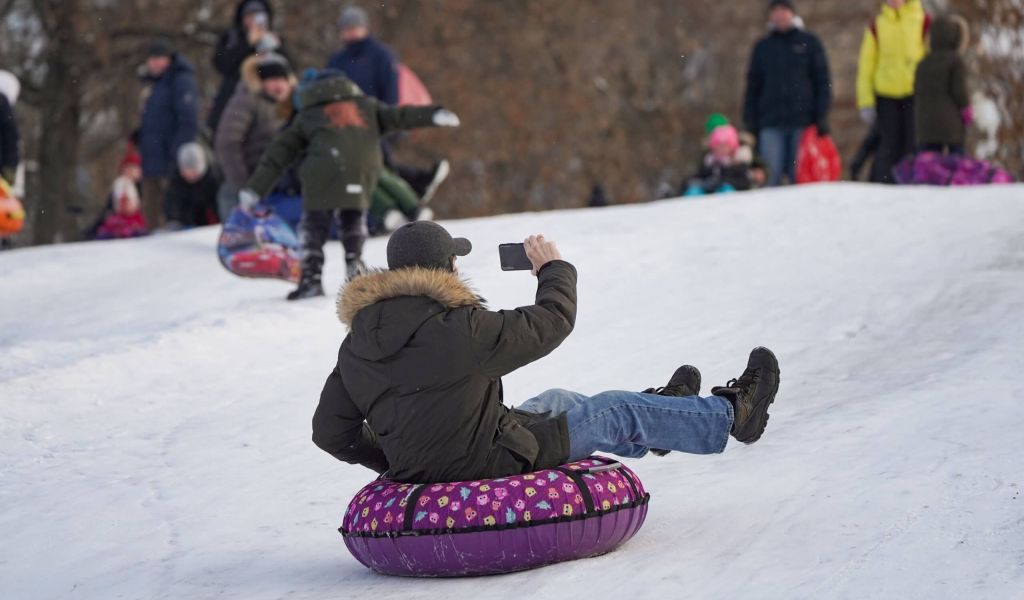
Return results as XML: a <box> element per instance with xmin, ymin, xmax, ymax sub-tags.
<box><xmin>312</xmin><ymin>223</ymin><xmax>782</xmax><ymax>483</ymax></box>
<box><xmin>743</xmin><ymin>0</ymin><xmax>832</xmax><ymax>186</ymax></box>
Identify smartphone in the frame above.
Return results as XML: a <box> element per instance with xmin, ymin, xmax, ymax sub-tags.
<box><xmin>252</xmin><ymin>12</ymin><xmax>269</xmax><ymax>28</ymax></box>
<box><xmin>498</xmin><ymin>243</ymin><xmax>533</xmax><ymax>271</ymax></box>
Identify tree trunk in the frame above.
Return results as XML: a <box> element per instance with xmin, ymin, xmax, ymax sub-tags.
<box><xmin>30</xmin><ymin>0</ymin><xmax>83</xmax><ymax>245</ymax></box>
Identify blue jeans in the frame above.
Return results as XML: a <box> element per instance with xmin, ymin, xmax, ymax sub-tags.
<box><xmin>517</xmin><ymin>389</ymin><xmax>733</xmax><ymax>461</ymax></box>
<box><xmin>759</xmin><ymin>127</ymin><xmax>805</xmax><ymax>186</ymax></box>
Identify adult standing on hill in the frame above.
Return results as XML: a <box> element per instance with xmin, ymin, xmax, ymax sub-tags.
<box><xmin>743</xmin><ymin>0</ymin><xmax>832</xmax><ymax>187</ymax></box>
<box><xmin>0</xmin><ymin>71</ymin><xmax>20</xmax><ymax>186</ymax></box>
<box><xmin>214</xmin><ymin>53</ymin><xmax>295</xmax><ymax>220</ymax></box>
<box><xmin>327</xmin><ymin>6</ymin><xmax>399</xmax><ymax>106</ymax></box>
<box><xmin>138</xmin><ymin>39</ymin><xmax>199</xmax><ymax>229</ymax></box>
<box><xmin>208</xmin><ymin>0</ymin><xmax>286</xmax><ymax>139</ymax></box>
<box><xmin>326</xmin><ymin>6</ymin><xmax>448</xmax><ymax>199</ymax></box>
<box><xmin>857</xmin><ymin>0</ymin><xmax>931</xmax><ymax>183</ymax></box>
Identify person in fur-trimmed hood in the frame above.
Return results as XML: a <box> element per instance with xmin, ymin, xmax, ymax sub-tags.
<box><xmin>311</xmin><ymin>222</ymin><xmax>783</xmax><ymax>483</ymax></box>
<box><xmin>914</xmin><ymin>15</ymin><xmax>971</xmax><ymax>155</ymax></box>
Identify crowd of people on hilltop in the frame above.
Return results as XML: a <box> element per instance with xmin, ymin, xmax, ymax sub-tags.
<box><xmin>675</xmin><ymin>0</ymin><xmax>998</xmax><ymax>199</ymax></box>
<box><xmin>86</xmin><ymin>1</ymin><xmax>452</xmax><ymax>254</ymax></box>
<box><xmin>0</xmin><ymin>0</ymin><xmax>1011</xmax><ymax>254</ymax></box>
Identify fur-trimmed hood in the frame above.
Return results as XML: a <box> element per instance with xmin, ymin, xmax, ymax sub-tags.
<box><xmin>338</xmin><ymin>267</ymin><xmax>485</xmax><ymax>360</ymax></box>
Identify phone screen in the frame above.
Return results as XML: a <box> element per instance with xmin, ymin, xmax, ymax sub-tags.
<box><xmin>498</xmin><ymin>243</ymin><xmax>533</xmax><ymax>271</ymax></box>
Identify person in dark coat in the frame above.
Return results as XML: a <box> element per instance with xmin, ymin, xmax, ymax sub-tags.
<box><xmin>138</xmin><ymin>39</ymin><xmax>199</xmax><ymax>229</ymax></box>
<box><xmin>241</xmin><ymin>71</ymin><xmax>459</xmax><ymax>299</ymax></box>
<box><xmin>743</xmin><ymin>0</ymin><xmax>832</xmax><ymax>186</ymax></box>
<box><xmin>163</xmin><ymin>142</ymin><xmax>221</xmax><ymax>228</ymax></box>
<box><xmin>312</xmin><ymin>223</ymin><xmax>783</xmax><ymax>483</ymax></box>
<box><xmin>326</xmin><ymin>6</ymin><xmax>449</xmax><ymax>199</ymax></box>
<box><xmin>326</xmin><ymin>6</ymin><xmax>399</xmax><ymax>106</ymax></box>
<box><xmin>0</xmin><ymin>88</ymin><xmax>19</xmax><ymax>185</ymax></box>
<box><xmin>214</xmin><ymin>52</ymin><xmax>295</xmax><ymax>220</ymax></box>
<box><xmin>914</xmin><ymin>15</ymin><xmax>971</xmax><ymax>155</ymax></box>
<box><xmin>208</xmin><ymin>0</ymin><xmax>286</xmax><ymax>137</ymax></box>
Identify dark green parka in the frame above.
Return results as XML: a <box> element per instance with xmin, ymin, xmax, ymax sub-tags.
<box><xmin>914</xmin><ymin>16</ymin><xmax>970</xmax><ymax>147</ymax></box>
<box><xmin>312</xmin><ymin>261</ymin><xmax>578</xmax><ymax>483</ymax></box>
<box><xmin>246</xmin><ymin>73</ymin><xmax>439</xmax><ymax>211</ymax></box>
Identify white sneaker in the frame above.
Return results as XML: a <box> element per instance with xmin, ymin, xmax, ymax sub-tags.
<box><xmin>419</xmin><ymin>160</ymin><xmax>450</xmax><ymax>206</ymax></box>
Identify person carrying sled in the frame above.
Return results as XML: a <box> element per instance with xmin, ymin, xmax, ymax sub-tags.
<box><xmin>914</xmin><ymin>15</ymin><xmax>971</xmax><ymax>156</ymax></box>
<box><xmin>240</xmin><ymin>70</ymin><xmax>460</xmax><ymax>300</ymax></box>
<box><xmin>311</xmin><ymin>222</ymin><xmax>782</xmax><ymax>483</ymax></box>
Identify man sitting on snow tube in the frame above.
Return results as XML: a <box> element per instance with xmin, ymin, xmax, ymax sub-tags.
<box><xmin>311</xmin><ymin>222</ymin><xmax>782</xmax><ymax>484</ymax></box>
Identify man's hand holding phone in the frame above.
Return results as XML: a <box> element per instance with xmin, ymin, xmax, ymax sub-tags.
<box><xmin>524</xmin><ymin>235</ymin><xmax>562</xmax><ymax>276</ymax></box>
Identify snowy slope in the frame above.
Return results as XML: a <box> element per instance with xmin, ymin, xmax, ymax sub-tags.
<box><xmin>2</xmin><ymin>183</ymin><xmax>1023</xmax><ymax>600</ymax></box>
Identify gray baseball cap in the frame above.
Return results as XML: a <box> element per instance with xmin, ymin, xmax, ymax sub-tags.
<box><xmin>387</xmin><ymin>222</ymin><xmax>472</xmax><ymax>271</ymax></box>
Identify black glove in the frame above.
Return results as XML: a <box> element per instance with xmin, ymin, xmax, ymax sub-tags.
<box><xmin>816</xmin><ymin>120</ymin><xmax>831</xmax><ymax>137</ymax></box>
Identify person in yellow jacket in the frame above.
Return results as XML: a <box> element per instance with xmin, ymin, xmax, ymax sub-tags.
<box><xmin>856</xmin><ymin>0</ymin><xmax>931</xmax><ymax>183</ymax></box>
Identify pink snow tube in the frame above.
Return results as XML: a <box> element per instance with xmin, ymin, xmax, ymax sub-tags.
<box><xmin>340</xmin><ymin>456</ymin><xmax>649</xmax><ymax>577</ymax></box>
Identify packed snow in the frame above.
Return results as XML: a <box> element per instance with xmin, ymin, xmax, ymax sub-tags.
<box><xmin>2</xmin><ymin>183</ymin><xmax>1023</xmax><ymax>599</ymax></box>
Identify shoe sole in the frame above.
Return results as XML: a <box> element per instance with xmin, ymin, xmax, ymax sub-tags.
<box><xmin>735</xmin><ymin>347</ymin><xmax>781</xmax><ymax>444</ymax></box>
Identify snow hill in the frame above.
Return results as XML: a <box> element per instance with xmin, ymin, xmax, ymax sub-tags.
<box><xmin>2</xmin><ymin>183</ymin><xmax>1023</xmax><ymax>599</ymax></box>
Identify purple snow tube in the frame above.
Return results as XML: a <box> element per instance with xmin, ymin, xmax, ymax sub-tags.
<box><xmin>340</xmin><ymin>456</ymin><xmax>649</xmax><ymax>577</ymax></box>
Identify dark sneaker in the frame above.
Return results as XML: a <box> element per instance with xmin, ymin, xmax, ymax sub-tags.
<box><xmin>711</xmin><ymin>347</ymin><xmax>780</xmax><ymax>444</ymax></box>
<box><xmin>286</xmin><ymin>272</ymin><xmax>324</xmax><ymax>301</ymax></box>
<box><xmin>644</xmin><ymin>365</ymin><xmax>701</xmax><ymax>457</ymax></box>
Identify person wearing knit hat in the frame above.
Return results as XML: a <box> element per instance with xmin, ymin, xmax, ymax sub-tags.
<box><xmin>214</xmin><ymin>51</ymin><xmax>296</xmax><ymax>221</ymax></box>
<box><xmin>207</xmin><ymin>0</ymin><xmax>287</xmax><ymax>137</ymax></box>
<box><xmin>138</xmin><ymin>36</ymin><xmax>198</xmax><ymax>229</ymax></box>
<box><xmin>742</xmin><ymin>0</ymin><xmax>832</xmax><ymax>186</ymax></box>
<box><xmin>683</xmin><ymin>124</ymin><xmax>755</xmax><ymax>196</ymax></box>
<box><xmin>163</xmin><ymin>142</ymin><xmax>221</xmax><ymax>228</ymax></box>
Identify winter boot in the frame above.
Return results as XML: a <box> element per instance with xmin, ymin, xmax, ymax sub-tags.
<box><xmin>345</xmin><ymin>254</ymin><xmax>367</xmax><ymax>281</ymax></box>
<box><xmin>711</xmin><ymin>347</ymin><xmax>781</xmax><ymax>444</ymax></box>
<box><xmin>286</xmin><ymin>270</ymin><xmax>325</xmax><ymax>301</ymax></box>
<box><xmin>644</xmin><ymin>365</ymin><xmax>702</xmax><ymax>457</ymax></box>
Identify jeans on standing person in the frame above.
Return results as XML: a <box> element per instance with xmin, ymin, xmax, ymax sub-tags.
<box><xmin>871</xmin><ymin>96</ymin><xmax>916</xmax><ymax>184</ymax></box>
<box><xmin>517</xmin><ymin>388</ymin><xmax>734</xmax><ymax>461</ymax></box>
<box><xmin>759</xmin><ymin>127</ymin><xmax>804</xmax><ymax>186</ymax></box>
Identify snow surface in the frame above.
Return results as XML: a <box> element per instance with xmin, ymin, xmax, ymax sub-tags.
<box><xmin>2</xmin><ymin>183</ymin><xmax>1024</xmax><ymax>599</ymax></box>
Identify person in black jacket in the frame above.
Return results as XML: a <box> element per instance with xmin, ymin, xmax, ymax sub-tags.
<box><xmin>208</xmin><ymin>0</ymin><xmax>286</xmax><ymax>138</ymax></box>
<box><xmin>163</xmin><ymin>142</ymin><xmax>221</xmax><ymax>228</ymax></box>
<box><xmin>312</xmin><ymin>222</ymin><xmax>782</xmax><ymax>483</ymax></box>
<box><xmin>0</xmin><ymin>73</ymin><xmax>20</xmax><ymax>185</ymax></box>
<box><xmin>743</xmin><ymin>0</ymin><xmax>832</xmax><ymax>186</ymax></box>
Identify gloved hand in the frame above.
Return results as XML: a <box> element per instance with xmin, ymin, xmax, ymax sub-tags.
<box><xmin>961</xmin><ymin>106</ymin><xmax>974</xmax><ymax>126</ymax></box>
<box><xmin>432</xmin><ymin>109</ymin><xmax>461</xmax><ymax>128</ymax></box>
<box><xmin>816</xmin><ymin>120</ymin><xmax>831</xmax><ymax>137</ymax></box>
<box><xmin>238</xmin><ymin>188</ymin><xmax>260</xmax><ymax>212</ymax></box>
<box><xmin>860</xmin><ymin>108</ymin><xmax>876</xmax><ymax>125</ymax></box>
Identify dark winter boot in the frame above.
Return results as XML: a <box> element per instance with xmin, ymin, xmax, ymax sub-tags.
<box><xmin>345</xmin><ymin>254</ymin><xmax>367</xmax><ymax>281</ymax></box>
<box><xmin>286</xmin><ymin>271</ymin><xmax>325</xmax><ymax>301</ymax></box>
<box><xmin>644</xmin><ymin>365</ymin><xmax>702</xmax><ymax>457</ymax></box>
<box><xmin>711</xmin><ymin>347</ymin><xmax>781</xmax><ymax>444</ymax></box>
